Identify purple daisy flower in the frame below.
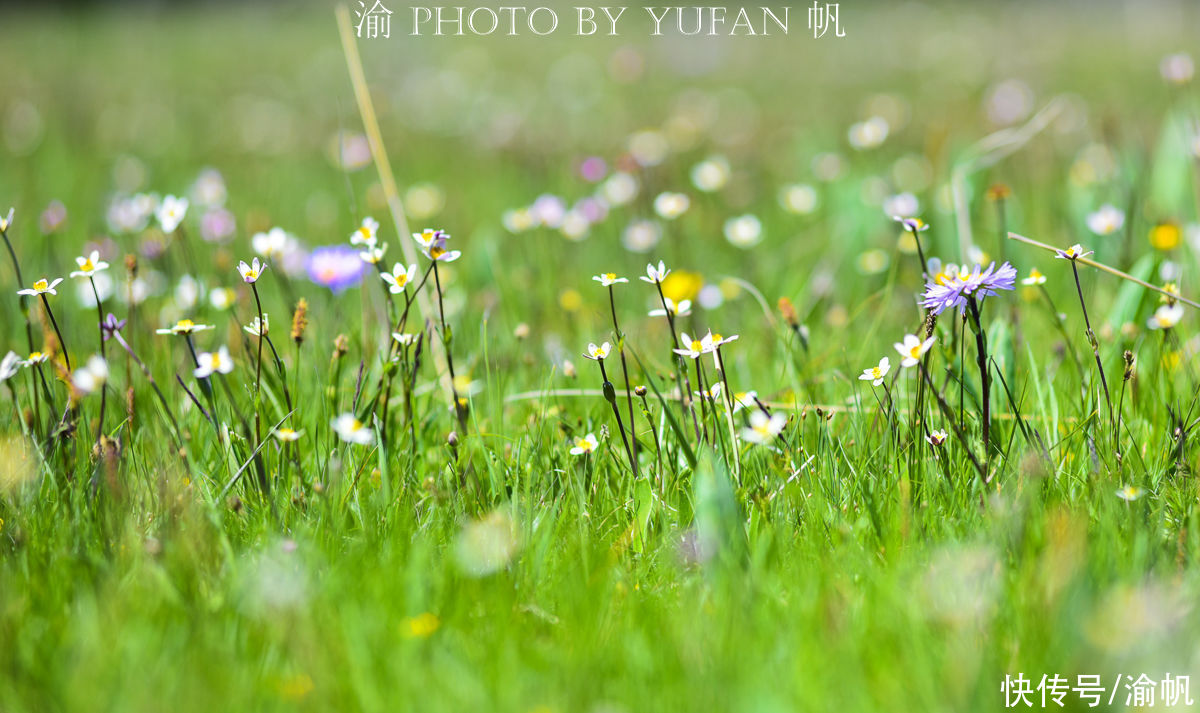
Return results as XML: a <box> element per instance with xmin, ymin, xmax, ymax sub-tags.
<box><xmin>306</xmin><ymin>245</ymin><xmax>365</xmax><ymax>294</ymax></box>
<box><xmin>921</xmin><ymin>261</ymin><xmax>1017</xmax><ymax>315</ymax></box>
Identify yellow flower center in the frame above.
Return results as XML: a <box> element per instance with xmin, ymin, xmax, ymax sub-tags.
<box><xmin>211</xmin><ymin>354</ymin><xmax>223</xmax><ymax>369</ymax></box>
<box><xmin>33</xmin><ymin>279</ymin><xmax>47</xmax><ymax>290</ymax></box>
<box><xmin>909</xmin><ymin>345</ymin><xmax>921</xmax><ymax>359</ymax></box>
<box><xmin>604</xmin><ymin>272</ymin><xmax>616</xmax><ymax>281</ymax></box>
<box><xmin>29</xmin><ymin>352</ymin><xmax>43</xmax><ymax>361</ymax></box>
<box><xmin>359</xmin><ymin>226</ymin><xmax>372</xmax><ymax>240</ymax></box>
<box><xmin>81</xmin><ymin>259</ymin><xmax>94</xmax><ymax>271</ymax></box>
<box><xmin>430</xmin><ymin>246</ymin><xmax>445</xmax><ymax>259</ymax></box>
<box><xmin>691</xmin><ymin>340</ymin><xmax>703</xmax><ymax>352</ymax></box>
<box><xmin>395</xmin><ymin>274</ymin><xmax>408</xmax><ymax>286</ymax></box>
<box><xmin>870</xmin><ymin>367</ymin><xmax>881</xmax><ymax>379</ymax></box>
<box><xmin>177</xmin><ymin>319</ymin><xmax>194</xmax><ymax>330</ymax></box>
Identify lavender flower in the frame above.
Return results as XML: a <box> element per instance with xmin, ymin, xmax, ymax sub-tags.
<box><xmin>921</xmin><ymin>261</ymin><xmax>1017</xmax><ymax>315</ymax></box>
<box><xmin>306</xmin><ymin>245</ymin><xmax>365</xmax><ymax>294</ymax></box>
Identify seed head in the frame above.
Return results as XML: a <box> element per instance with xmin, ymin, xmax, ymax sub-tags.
<box><xmin>291</xmin><ymin>298</ymin><xmax>309</xmax><ymax>345</ymax></box>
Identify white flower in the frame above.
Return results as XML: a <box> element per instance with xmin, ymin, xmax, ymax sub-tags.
<box><xmin>858</xmin><ymin>357</ymin><xmax>891</xmax><ymax>386</ymax></box>
<box><xmin>926</xmin><ymin>429</ymin><xmax>948</xmax><ymax>447</ymax></box>
<box><xmin>653</xmin><ymin>192</ymin><xmax>690</xmax><ymax>220</ymax></box>
<box><xmin>392</xmin><ymin>332</ymin><xmax>418</xmax><ymax>346</ymax></box>
<box><xmin>1055</xmin><ymin>244</ymin><xmax>1093</xmax><ymax>260</ymax></box>
<box><xmin>731</xmin><ymin>390</ymin><xmax>757</xmax><ymax>413</ymax></box>
<box><xmin>69</xmin><ymin>250</ymin><xmax>110</xmax><ymax>279</ymax></box>
<box><xmin>601</xmin><ymin>172</ymin><xmax>639</xmax><ymax>206</ymax></box>
<box><xmin>848</xmin><ymin>116</ymin><xmax>889</xmax><ymax>150</ymax></box>
<box><xmin>1087</xmin><ymin>204</ymin><xmax>1125</xmax><ymax>236</ymax></box>
<box><xmin>23</xmin><ymin>351</ymin><xmax>49</xmax><ymax>367</ymax></box>
<box><xmin>1148</xmin><ymin>303</ymin><xmax>1185</xmax><ymax>330</ymax></box>
<box><xmin>673</xmin><ymin>332</ymin><xmax>710</xmax><ymax>360</ymax></box>
<box><xmin>252</xmin><ymin>227</ymin><xmax>292</xmax><ymax>259</ymax></box>
<box><xmin>1021</xmin><ymin>268</ymin><xmax>1046</xmax><ymax>286</ymax></box>
<box><xmin>273</xmin><ymin>428</ymin><xmax>304</xmax><ymax>442</ymax></box>
<box><xmin>156</xmin><ymin>319</ymin><xmax>214</xmax><ymax>336</ymax></box>
<box><xmin>694</xmin><ymin>382</ymin><xmax>723</xmax><ymax>402</ymax></box>
<box><xmin>648</xmin><ymin>297</ymin><xmax>691</xmax><ymax>318</ymax></box>
<box><xmin>209</xmin><ymin>287</ymin><xmax>237</xmax><ymax>310</ymax></box>
<box><xmin>569</xmin><ymin>433</ymin><xmax>599</xmax><ymax>456</ymax></box>
<box><xmin>1160</xmin><ymin>52</ymin><xmax>1194</xmax><ymax>85</ymax></box>
<box><xmin>332</xmin><ymin>412</ymin><xmax>374</xmax><ymax>445</ymax></box>
<box><xmin>72</xmin><ymin>355</ymin><xmax>109</xmax><ymax>395</ymax></box>
<box><xmin>741</xmin><ymin>410</ymin><xmax>787</xmax><ymax>445</ymax></box>
<box><xmin>156</xmin><ymin>195</ymin><xmax>189</xmax><ymax>234</ymax></box>
<box><xmin>640</xmin><ymin>260</ymin><xmax>670</xmax><ymax>285</ymax></box>
<box><xmin>882</xmin><ymin>193</ymin><xmax>919</xmax><ymax>219</ymax></box>
<box><xmin>894</xmin><ymin>334</ymin><xmax>936</xmax><ymax>368</ymax></box>
<box><xmin>690</xmin><ymin>156</ymin><xmax>730</xmax><ymax>192</ymax></box>
<box><xmin>593</xmin><ymin>273</ymin><xmax>628</xmax><ymax>287</ymax></box>
<box><xmin>779</xmin><ymin>184</ymin><xmax>818</xmax><ymax>215</ymax></box>
<box><xmin>1116</xmin><ymin>485</ymin><xmax>1145</xmax><ymax>502</ymax></box>
<box><xmin>194</xmin><ymin>346</ymin><xmax>234</xmax><ymax>379</ymax></box>
<box><xmin>17</xmin><ymin>277</ymin><xmax>63</xmax><ymax>297</ymax></box>
<box><xmin>724</xmin><ymin>214</ymin><xmax>763</xmax><ymax>248</ymax></box>
<box><xmin>583</xmin><ymin>342</ymin><xmax>611</xmax><ymax>361</ymax></box>
<box><xmin>380</xmin><ymin>263</ymin><xmax>417</xmax><ymax>294</ymax></box>
<box><xmin>350</xmin><ymin>217</ymin><xmax>380</xmax><ymax>246</ymax></box>
<box><xmin>359</xmin><ymin>243</ymin><xmax>387</xmax><ymax>265</ymax></box>
<box><xmin>0</xmin><ymin>208</ymin><xmax>12</xmax><ymax>232</ymax></box>
<box><xmin>244</xmin><ymin>314</ymin><xmax>269</xmax><ymax>337</ymax></box>
<box><xmin>0</xmin><ymin>351</ymin><xmax>23</xmax><ymax>381</ymax></box>
<box><xmin>237</xmin><ymin>258</ymin><xmax>266</xmax><ymax>283</ymax></box>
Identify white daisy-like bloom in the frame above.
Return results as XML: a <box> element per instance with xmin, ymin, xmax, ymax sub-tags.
<box><xmin>237</xmin><ymin>258</ymin><xmax>266</xmax><ymax>283</ymax></box>
<box><xmin>569</xmin><ymin>433</ymin><xmax>599</xmax><ymax>456</ymax></box>
<box><xmin>690</xmin><ymin>156</ymin><xmax>730</xmax><ymax>193</ymax></box>
<box><xmin>1160</xmin><ymin>52</ymin><xmax>1194</xmax><ymax>86</ymax></box>
<box><xmin>741</xmin><ymin>410</ymin><xmax>787</xmax><ymax>445</ymax></box>
<box><xmin>273</xmin><ymin>428</ymin><xmax>304</xmax><ymax>442</ymax></box>
<box><xmin>707</xmin><ymin>332</ymin><xmax>739</xmax><ymax>351</ymax></box>
<box><xmin>1148</xmin><ymin>303</ymin><xmax>1185</xmax><ymax>330</ymax></box>
<box><xmin>1116</xmin><ymin>485</ymin><xmax>1145</xmax><ymax>502</ymax></box>
<box><xmin>882</xmin><ymin>193</ymin><xmax>919</xmax><ymax>219</ymax></box>
<box><xmin>156</xmin><ymin>195</ymin><xmax>189</xmax><ymax>234</ymax></box>
<box><xmin>209</xmin><ymin>288</ymin><xmax>237</xmax><ymax>310</ymax></box>
<box><xmin>412</xmin><ymin>228</ymin><xmax>445</xmax><ymax>250</ymax></box>
<box><xmin>848</xmin><ymin>116</ymin><xmax>889</xmax><ymax>150</ymax></box>
<box><xmin>0</xmin><ymin>208</ymin><xmax>13</xmax><ymax>232</ymax></box>
<box><xmin>1021</xmin><ymin>268</ymin><xmax>1047</xmax><ymax>286</ymax></box>
<box><xmin>653</xmin><ymin>192</ymin><xmax>690</xmax><ymax>220</ymax></box>
<box><xmin>350</xmin><ymin>217</ymin><xmax>380</xmax><ymax>246</ymax></box>
<box><xmin>640</xmin><ymin>260</ymin><xmax>670</xmax><ymax>285</ymax></box>
<box><xmin>23</xmin><ymin>351</ymin><xmax>49</xmax><ymax>367</ymax></box>
<box><xmin>0</xmin><ymin>351</ymin><xmax>23</xmax><ymax>381</ymax></box>
<box><xmin>926</xmin><ymin>429</ymin><xmax>948</xmax><ymax>447</ymax></box>
<box><xmin>69</xmin><ymin>251</ymin><xmax>110</xmax><ymax>279</ymax></box>
<box><xmin>648</xmin><ymin>297</ymin><xmax>691</xmax><ymax>318</ymax></box>
<box><xmin>422</xmin><ymin>236</ymin><xmax>461</xmax><ymax>263</ymax></box>
<box><xmin>673</xmin><ymin>332</ymin><xmax>710</xmax><ymax>360</ymax></box>
<box><xmin>894</xmin><ymin>334</ymin><xmax>936</xmax><ymax>368</ymax></box>
<box><xmin>779</xmin><ymin>184</ymin><xmax>818</xmax><ymax>215</ymax></box>
<box><xmin>724</xmin><ymin>214</ymin><xmax>763</xmax><ymax>249</ymax></box>
<box><xmin>502</xmin><ymin>208</ymin><xmax>535</xmax><ymax>234</ymax></box>
<box><xmin>694</xmin><ymin>382</ymin><xmax>723</xmax><ymax>402</ymax></box>
<box><xmin>359</xmin><ymin>243</ymin><xmax>387</xmax><ymax>265</ymax></box>
<box><xmin>593</xmin><ymin>273</ymin><xmax>628</xmax><ymax>287</ymax></box>
<box><xmin>858</xmin><ymin>357</ymin><xmax>891</xmax><ymax>386</ymax></box>
<box><xmin>332</xmin><ymin>412</ymin><xmax>374</xmax><ymax>446</ymax></box>
<box><xmin>17</xmin><ymin>277</ymin><xmax>63</xmax><ymax>297</ymax></box>
<box><xmin>731</xmin><ymin>390</ymin><xmax>757</xmax><ymax>413</ymax></box>
<box><xmin>1055</xmin><ymin>244</ymin><xmax>1093</xmax><ymax>261</ymax></box>
<box><xmin>381</xmin><ymin>262</ymin><xmax>418</xmax><ymax>293</ymax></box>
<box><xmin>194</xmin><ymin>346</ymin><xmax>234</xmax><ymax>379</ymax></box>
<box><xmin>601</xmin><ymin>172</ymin><xmax>639</xmax><ymax>206</ymax></box>
<box><xmin>392</xmin><ymin>332</ymin><xmax>418</xmax><ymax>346</ymax></box>
<box><xmin>156</xmin><ymin>319</ymin><xmax>214</xmax><ymax>336</ymax></box>
<box><xmin>583</xmin><ymin>342</ymin><xmax>611</xmax><ymax>361</ymax></box>
<box><xmin>244</xmin><ymin>314</ymin><xmax>269</xmax><ymax>337</ymax></box>
<box><xmin>252</xmin><ymin>227</ymin><xmax>291</xmax><ymax>259</ymax></box>
<box><xmin>1086</xmin><ymin>204</ymin><xmax>1125</xmax><ymax>236</ymax></box>
<box><xmin>71</xmin><ymin>355</ymin><xmax>108</xmax><ymax>395</ymax></box>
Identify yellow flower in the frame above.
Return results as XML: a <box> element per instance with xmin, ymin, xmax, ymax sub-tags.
<box><xmin>661</xmin><ymin>270</ymin><xmax>702</xmax><ymax>304</ymax></box>
<box><xmin>276</xmin><ymin>673</ymin><xmax>314</xmax><ymax>701</ymax></box>
<box><xmin>404</xmin><ymin>612</ymin><xmax>441</xmax><ymax>638</ymax></box>
<box><xmin>1149</xmin><ymin>222</ymin><xmax>1182</xmax><ymax>251</ymax></box>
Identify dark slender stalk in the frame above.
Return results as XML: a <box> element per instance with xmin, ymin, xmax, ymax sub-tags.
<box><xmin>607</xmin><ymin>286</ymin><xmax>639</xmax><ymax>468</ymax></box>
<box><xmin>89</xmin><ymin>277</ymin><xmax>107</xmax><ymax>450</ymax></box>
<box><xmin>1069</xmin><ymin>259</ymin><xmax>1114</xmax><ymax>430</ymax></box>
<box><xmin>432</xmin><ymin>261</ymin><xmax>467</xmax><ymax>430</ymax></box>
<box><xmin>653</xmin><ymin>282</ymin><xmax>700</xmax><ymax>442</ymax></box>
<box><xmin>966</xmin><ymin>297</ymin><xmax>991</xmax><ymax>455</ymax></box>
<box><xmin>39</xmin><ymin>294</ymin><xmax>70</xmax><ymax>372</ymax></box>
<box><xmin>598</xmin><ymin>358</ymin><xmax>638</xmax><ymax>478</ymax></box>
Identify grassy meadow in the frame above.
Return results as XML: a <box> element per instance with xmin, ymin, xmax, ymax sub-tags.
<box><xmin>2</xmin><ymin>2</ymin><xmax>1200</xmax><ymax>711</ymax></box>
